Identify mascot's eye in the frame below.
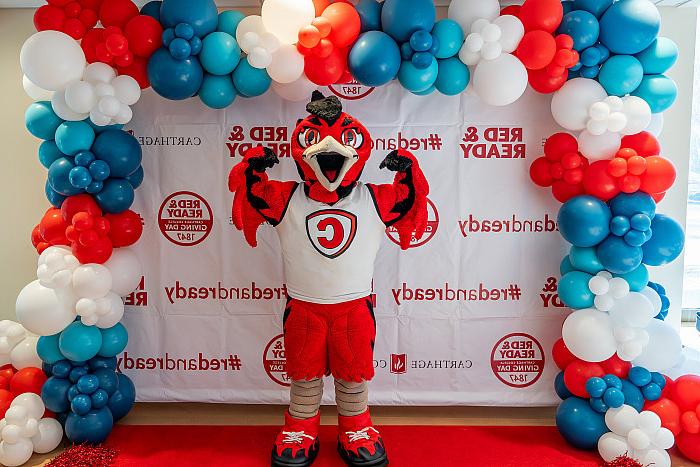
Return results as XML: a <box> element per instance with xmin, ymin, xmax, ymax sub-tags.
<box><xmin>341</xmin><ymin>129</ymin><xmax>363</xmax><ymax>149</ymax></box>
<box><xmin>298</xmin><ymin>128</ymin><xmax>320</xmax><ymax>148</ymax></box>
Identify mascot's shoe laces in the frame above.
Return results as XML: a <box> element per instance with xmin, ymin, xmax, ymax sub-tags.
<box><xmin>271</xmin><ymin>412</ymin><xmax>320</xmax><ymax>467</ymax></box>
<box><xmin>337</xmin><ymin>410</ymin><xmax>388</xmax><ymax>467</ymax></box>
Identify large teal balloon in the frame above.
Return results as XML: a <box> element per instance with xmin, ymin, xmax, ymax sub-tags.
<box><xmin>199</xmin><ymin>74</ymin><xmax>237</xmax><ymax>109</ymax></box>
<box><xmin>37</xmin><ymin>334</ymin><xmax>64</xmax><ymax>364</ymax></box>
<box><xmin>349</xmin><ymin>31</ymin><xmax>401</xmax><ymax>87</ymax></box>
<box><xmin>65</xmin><ymin>408</ymin><xmax>114</xmax><ymax>444</ymax></box>
<box><xmin>147</xmin><ymin>48</ymin><xmax>204</xmax><ymax>100</ymax></box>
<box><xmin>25</xmin><ymin>101</ymin><xmax>63</xmax><ymax>140</ymax></box>
<box><xmin>39</xmin><ymin>140</ymin><xmax>65</xmax><ymax>169</ymax></box>
<box><xmin>159</xmin><ymin>0</ymin><xmax>218</xmax><ymax>37</ymax></box>
<box><xmin>573</xmin><ymin>0</ymin><xmax>613</xmax><ymax>18</ymax></box>
<box><xmin>555</xmin><ymin>397</ymin><xmax>608</xmax><ymax>449</ymax></box>
<box><xmin>635</xmin><ymin>37</ymin><xmax>678</xmax><ymax>75</ymax></box>
<box><xmin>232</xmin><ymin>58</ymin><xmax>271</xmax><ymax>97</ymax></box>
<box><xmin>95</xmin><ymin>178</ymin><xmax>135</xmax><ymax>213</ymax></box>
<box><xmin>381</xmin><ymin>0</ymin><xmax>435</xmax><ymax>43</ymax></box>
<box><xmin>599</xmin><ymin>0</ymin><xmax>660</xmax><ymax>54</ymax></box>
<box><xmin>200</xmin><ymin>32</ymin><xmax>240</xmax><ymax>76</ymax></box>
<box><xmin>598</xmin><ymin>55</ymin><xmax>644</xmax><ymax>96</ymax></box>
<box><xmin>558</xmin><ymin>271</ymin><xmax>595</xmax><ymax>309</ymax></box>
<box><xmin>434</xmin><ymin>57</ymin><xmax>469</xmax><ymax>96</ymax></box>
<box><xmin>632</xmin><ymin>74</ymin><xmax>677</xmax><ymax>113</ymax></box>
<box><xmin>431</xmin><ymin>19</ymin><xmax>463</xmax><ymax>59</ymax></box>
<box><xmin>59</xmin><ymin>322</ymin><xmax>103</xmax><ymax>362</ymax></box>
<box><xmin>597</xmin><ymin>235</ymin><xmax>643</xmax><ymax>274</ymax></box>
<box><xmin>557</xmin><ymin>196</ymin><xmax>611</xmax><ymax>247</ymax></box>
<box><xmin>642</xmin><ymin>214</ymin><xmax>685</xmax><ymax>266</ymax></box>
<box><xmin>217</xmin><ymin>10</ymin><xmax>245</xmax><ymax>36</ymax></box>
<box><xmin>569</xmin><ymin>246</ymin><xmax>605</xmax><ymax>274</ymax></box>
<box><xmin>99</xmin><ymin>324</ymin><xmax>129</xmax><ymax>358</ymax></box>
<box><xmin>55</xmin><ymin>121</ymin><xmax>95</xmax><ymax>156</ymax></box>
<box><xmin>398</xmin><ymin>57</ymin><xmax>438</xmax><ymax>93</ymax></box>
<box><xmin>92</xmin><ymin>130</ymin><xmax>142</xmax><ymax>178</ymax></box>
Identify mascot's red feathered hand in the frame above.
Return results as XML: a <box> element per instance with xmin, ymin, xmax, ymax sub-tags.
<box><xmin>229</xmin><ymin>91</ymin><xmax>429</xmax><ymax>249</ymax></box>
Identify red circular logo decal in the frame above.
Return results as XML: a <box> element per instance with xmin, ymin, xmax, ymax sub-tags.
<box><xmin>328</xmin><ymin>81</ymin><xmax>375</xmax><ymax>100</ymax></box>
<box><xmin>386</xmin><ymin>198</ymin><xmax>439</xmax><ymax>248</ymax></box>
<box><xmin>263</xmin><ymin>334</ymin><xmax>290</xmax><ymax>387</ymax></box>
<box><xmin>490</xmin><ymin>333</ymin><xmax>545</xmax><ymax>388</ymax></box>
<box><xmin>158</xmin><ymin>191</ymin><xmax>213</xmax><ymax>246</ymax></box>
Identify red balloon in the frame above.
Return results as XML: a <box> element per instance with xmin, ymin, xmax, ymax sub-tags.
<box><xmin>528</xmin><ymin>68</ymin><xmax>567</xmax><ymax>93</ymax></box>
<box><xmin>299</xmin><ymin>25</ymin><xmax>322</xmax><ymax>49</ymax></box>
<box><xmin>552</xmin><ymin>180</ymin><xmax>584</xmax><ymax>203</ymax></box>
<box><xmin>583</xmin><ymin>160</ymin><xmax>620</xmax><ymax>201</ymax></box>
<box><xmin>322</xmin><ymin>2</ymin><xmax>361</xmax><ymax>48</ymax></box>
<box><xmin>599</xmin><ymin>354</ymin><xmax>631</xmax><ymax>379</ymax></box>
<box><xmin>10</xmin><ymin>367</ymin><xmax>47</xmax><ymax>396</ymax></box>
<box><xmin>552</xmin><ymin>338</ymin><xmax>577</xmax><ymax>371</ymax></box>
<box><xmin>34</xmin><ymin>5</ymin><xmax>66</xmax><ymax>31</ymax></box>
<box><xmin>117</xmin><ymin>56</ymin><xmax>150</xmax><ymax>89</ymax></box>
<box><xmin>516</xmin><ymin>30</ymin><xmax>557</xmax><ymax>70</ymax></box>
<box><xmin>105</xmin><ymin>210</ymin><xmax>143</xmax><ymax>247</ymax></box>
<box><xmin>677</xmin><ymin>431</ymin><xmax>700</xmax><ymax>463</ymax></box>
<box><xmin>305</xmin><ymin>48</ymin><xmax>346</xmax><ymax>86</ymax></box>
<box><xmin>61</xmin><ymin>194</ymin><xmax>101</xmax><ymax>223</ymax></box>
<box><xmin>518</xmin><ymin>0</ymin><xmax>564</xmax><ymax>33</ymax></box>
<box><xmin>39</xmin><ymin>208</ymin><xmax>70</xmax><ymax>246</ymax></box>
<box><xmin>0</xmin><ymin>375</ymin><xmax>8</xmax><ymax>391</ymax></box>
<box><xmin>99</xmin><ymin>0</ymin><xmax>138</xmax><ymax>29</ymax></box>
<box><xmin>0</xmin><ymin>365</ymin><xmax>15</xmax><ymax>384</ymax></box>
<box><xmin>644</xmin><ymin>397</ymin><xmax>681</xmax><ymax>436</ymax></box>
<box><xmin>313</xmin><ymin>0</ymin><xmax>331</xmax><ymax>16</ymax></box>
<box><xmin>0</xmin><ymin>389</ymin><xmax>13</xmax><ymax>420</ymax></box>
<box><xmin>530</xmin><ymin>157</ymin><xmax>553</xmax><ymax>187</ymax></box>
<box><xmin>563</xmin><ymin>360</ymin><xmax>604</xmax><ymax>398</ymax></box>
<box><xmin>640</xmin><ymin>156</ymin><xmax>675</xmax><ymax>195</ymax></box>
<box><xmin>672</xmin><ymin>375</ymin><xmax>700</xmax><ymax>413</ymax></box>
<box><xmin>124</xmin><ymin>15</ymin><xmax>163</xmax><ymax>59</ymax></box>
<box><xmin>72</xmin><ymin>236</ymin><xmax>113</xmax><ymax>264</ymax></box>
<box><xmin>544</xmin><ymin>133</ymin><xmax>578</xmax><ymax>160</ymax></box>
<box><xmin>621</xmin><ymin>131</ymin><xmax>660</xmax><ymax>157</ymax></box>
<box><xmin>501</xmin><ymin>5</ymin><xmax>521</xmax><ymax>16</ymax></box>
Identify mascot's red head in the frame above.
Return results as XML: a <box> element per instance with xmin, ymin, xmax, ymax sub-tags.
<box><xmin>291</xmin><ymin>91</ymin><xmax>372</xmax><ymax>203</ymax></box>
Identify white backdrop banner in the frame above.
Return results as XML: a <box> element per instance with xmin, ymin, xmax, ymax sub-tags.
<box><xmin>119</xmin><ymin>82</ymin><xmax>656</xmax><ymax>406</ymax></box>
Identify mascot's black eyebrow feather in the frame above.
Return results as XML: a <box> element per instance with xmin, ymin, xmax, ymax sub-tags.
<box><xmin>305</xmin><ymin>91</ymin><xmax>343</xmax><ymax>125</ymax></box>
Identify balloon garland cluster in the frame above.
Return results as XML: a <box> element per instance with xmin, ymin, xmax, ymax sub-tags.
<box><xmin>12</xmin><ymin>0</ymin><xmax>695</xmax><ymax>465</ymax></box>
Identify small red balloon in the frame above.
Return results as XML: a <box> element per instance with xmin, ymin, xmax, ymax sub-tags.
<box><xmin>10</xmin><ymin>367</ymin><xmax>47</xmax><ymax>396</ymax></box>
<box><xmin>322</xmin><ymin>2</ymin><xmax>361</xmax><ymax>48</ymax></box>
<box><xmin>305</xmin><ymin>47</ymin><xmax>346</xmax><ymax>86</ymax></box>
<box><xmin>39</xmin><ymin>208</ymin><xmax>70</xmax><ymax>246</ymax></box>
<box><xmin>106</xmin><ymin>210</ymin><xmax>143</xmax><ymax>247</ymax></box>
<box><xmin>644</xmin><ymin>397</ymin><xmax>681</xmax><ymax>436</ymax></box>
<box><xmin>583</xmin><ymin>160</ymin><xmax>621</xmax><ymax>201</ymax></box>
<box><xmin>621</xmin><ymin>131</ymin><xmax>660</xmax><ymax>157</ymax></box>
<box><xmin>544</xmin><ymin>133</ymin><xmax>578</xmax><ymax>160</ymax></box>
<box><xmin>599</xmin><ymin>353</ymin><xmax>631</xmax><ymax>379</ymax></box>
<box><xmin>518</xmin><ymin>0</ymin><xmax>564</xmax><ymax>33</ymax></box>
<box><xmin>530</xmin><ymin>157</ymin><xmax>554</xmax><ymax>187</ymax></box>
<box><xmin>640</xmin><ymin>156</ymin><xmax>675</xmax><ymax>195</ymax></box>
<box><xmin>528</xmin><ymin>68</ymin><xmax>567</xmax><ymax>93</ymax></box>
<box><xmin>563</xmin><ymin>360</ymin><xmax>605</xmax><ymax>398</ymax></box>
<box><xmin>312</xmin><ymin>0</ymin><xmax>330</xmax><ymax>16</ymax></box>
<box><xmin>34</xmin><ymin>5</ymin><xmax>66</xmax><ymax>31</ymax></box>
<box><xmin>517</xmin><ymin>31</ymin><xmax>557</xmax><ymax>70</ymax></box>
<box><xmin>0</xmin><ymin>389</ymin><xmax>13</xmax><ymax>419</ymax></box>
<box><xmin>73</xmin><ymin>236</ymin><xmax>113</xmax><ymax>264</ymax></box>
<box><xmin>299</xmin><ymin>25</ymin><xmax>322</xmax><ymax>49</ymax></box>
<box><xmin>124</xmin><ymin>15</ymin><xmax>163</xmax><ymax>59</ymax></box>
<box><xmin>117</xmin><ymin>56</ymin><xmax>150</xmax><ymax>89</ymax></box>
<box><xmin>552</xmin><ymin>338</ymin><xmax>577</xmax><ymax>371</ymax></box>
<box><xmin>99</xmin><ymin>0</ymin><xmax>138</xmax><ymax>29</ymax></box>
<box><xmin>672</xmin><ymin>375</ymin><xmax>700</xmax><ymax>413</ymax></box>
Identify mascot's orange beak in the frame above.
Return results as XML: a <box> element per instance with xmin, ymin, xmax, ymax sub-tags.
<box><xmin>302</xmin><ymin>135</ymin><xmax>359</xmax><ymax>192</ymax></box>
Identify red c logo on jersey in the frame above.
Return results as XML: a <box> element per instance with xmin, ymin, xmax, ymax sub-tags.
<box><xmin>306</xmin><ymin>210</ymin><xmax>357</xmax><ymax>259</ymax></box>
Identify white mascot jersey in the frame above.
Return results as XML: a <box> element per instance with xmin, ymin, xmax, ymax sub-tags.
<box><xmin>276</xmin><ymin>182</ymin><xmax>386</xmax><ymax>304</ymax></box>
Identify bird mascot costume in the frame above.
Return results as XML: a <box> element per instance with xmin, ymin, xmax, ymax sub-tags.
<box><xmin>229</xmin><ymin>91</ymin><xmax>430</xmax><ymax>467</ymax></box>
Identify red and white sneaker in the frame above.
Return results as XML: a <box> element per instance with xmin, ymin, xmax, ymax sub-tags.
<box><xmin>271</xmin><ymin>412</ymin><xmax>320</xmax><ymax>467</ymax></box>
<box><xmin>337</xmin><ymin>410</ymin><xmax>388</xmax><ymax>467</ymax></box>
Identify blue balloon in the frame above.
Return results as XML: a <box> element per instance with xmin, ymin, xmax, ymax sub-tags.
<box><xmin>199</xmin><ymin>74</ymin><xmax>237</xmax><ymax>109</ymax></box>
<box><xmin>65</xmin><ymin>407</ymin><xmax>114</xmax><ymax>444</ymax></box>
<box><xmin>610</xmin><ymin>192</ymin><xmax>656</xmax><ymax>219</ymax></box>
<box><xmin>90</xmin><ymin>356</ymin><xmax>118</xmax><ymax>371</ymax></box>
<box><xmin>400</xmin><ymin>42</ymin><xmax>413</xmax><ymax>61</ymax></box>
<box><xmin>599</xmin><ymin>0</ymin><xmax>660</xmax><ymax>55</ymax></box>
<box><xmin>168</xmin><ymin>38</ymin><xmax>191</xmax><ymax>60</ymax></box>
<box><xmin>381</xmin><ymin>0</ymin><xmax>435</xmax><ymax>43</ymax></box>
<box><xmin>603</xmin><ymin>387</ymin><xmax>625</xmax><ymax>408</ymax></box>
<box><xmin>92</xmin><ymin>130</ymin><xmax>142</xmax><ymax>178</ymax></box>
<box><xmin>55</xmin><ymin>121</ymin><xmax>95</xmax><ymax>156</ymax></box>
<box><xmin>38</xmin><ymin>141</ymin><xmax>65</xmax><ymax>169</ymax></box>
<box><xmin>434</xmin><ymin>57</ymin><xmax>469</xmax><ymax>96</ymax></box>
<box><xmin>642</xmin><ymin>214</ymin><xmax>685</xmax><ymax>266</ymax></box>
<box><xmin>200</xmin><ymin>32</ymin><xmax>240</xmax><ymax>75</ymax></box>
<box><xmin>70</xmin><ymin>366</ymin><xmax>89</xmax><ymax>384</ymax></box>
<box><xmin>159</xmin><ymin>0</ymin><xmax>218</xmax><ymax>38</ymax></box>
<box><xmin>77</xmin><ymin>374</ymin><xmax>100</xmax><ymax>395</ymax></box>
<box><xmin>95</xmin><ymin>178</ymin><xmax>135</xmax><ymax>213</ymax></box>
<box><xmin>25</xmin><ymin>102</ymin><xmax>63</xmax><ymax>140</ymax></box>
<box><xmin>561</xmin><ymin>255</ymin><xmax>575</xmax><ymax>275</ymax></box>
<box><xmin>48</xmin><ymin>158</ymin><xmax>83</xmax><ymax>196</ymax></box>
<box><xmin>41</xmin><ymin>376</ymin><xmax>72</xmax><ymax>413</ymax></box>
<box><xmin>632</xmin><ymin>74</ymin><xmax>677</xmax><ymax>113</ymax></box>
<box><xmin>558</xmin><ymin>271</ymin><xmax>595</xmax><ymax>309</ymax></box>
<box><xmin>59</xmin><ymin>322</ymin><xmax>103</xmax><ymax>362</ymax></box>
<box><xmin>573</xmin><ymin>0</ymin><xmax>613</xmax><ymax>17</ymax></box>
<box><xmin>148</xmin><ymin>48</ymin><xmax>204</xmax><ymax>100</ymax></box>
<box><xmin>580</xmin><ymin>65</ymin><xmax>599</xmax><ymax>79</ymax></box>
<box><xmin>94</xmin><ymin>368</ymin><xmax>119</xmax><ymax>396</ymax></box>
<box><xmin>613</xmin><ymin>264</ymin><xmax>649</xmax><ymax>292</ymax></box>
<box><xmin>628</xmin><ymin>366</ymin><xmax>652</xmax><ymax>386</ymax></box>
<box><xmin>412</xmin><ymin>85</ymin><xmax>435</xmax><ymax>96</ymax></box>
<box><xmin>597</xmin><ymin>236</ymin><xmax>643</xmax><ymax>274</ymax></box>
<box><xmin>580</xmin><ymin>47</ymin><xmax>602</xmax><ymax>67</ymax></box>
<box><xmin>603</xmin><ymin>374</ymin><xmax>622</xmax><ymax>390</ymax></box>
<box><xmin>411</xmin><ymin>51</ymin><xmax>433</xmax><ymax>69</ymax></box>
<box><xmin>356</xmin><ymin>0</ymin><xmax>382</xmax><ymax>32</ymax></box>
<box><xmin>109</xmin><ymin>373</ymin><xmax>136</xmax><ymax>421</ymax></box>
<box><xmin>125</xmin><ymin>166</ymin><xmax>144</xmax><ymax>189</ymax></box>
<box><xmin>598</xmin><ymin>55</ymin><xmax>644</xmax><ymax>96</ymax></box>
<box><xmin>558</xmin><ymin>11</ymin><xmax>600</xmax><ymax>51</ymax></box>
<box><xmin>52</xmin><ymin>360</ymin><xmax>72</xmax><ymax>379</ymax></box>
<box><xmin>140</xmin><ymin>1</ymin><xmax>161</xmax><ymax>21</ymax></box>
<box><xmin>586</xmin><ymin>377</ymin><xmax>607</xmax><ymax>398</ymax></box>
<box><xmin>620</xmin><ymin>379</ymin><xmax>644</xmax><ymax>411</ymax></box>
<box><xmin>398</xmin><ymin>57</ymin><xmax>438</xmax><ymax>93</ymax></box>
<box><xmin>642</xmin><ymin>382</ymin><xmax>662</xmax><ymax>400</ymax></box>
<box><xmin>37</xmin><ymin>334</ymin><xmax>63</xmax><ymax>364</ymax></box>
<box><xmin>91</xmin><ymin>389</ymin><xmax>110</xmax><ymax>409</ymax></box>
<box><xmin>431</xmin><ymin>19</ymin><xmax>463</xmax><ymax>59</ymax></box>
<box><xmin>569</xmin><ymin>246</ymin><xmax>604</xmax><ymax>274</ymax></box>
<box><xmin>349</xmin><ymin>31</ymin><xmax>402</xmax><ymax>87</ymax></box>
<box><xmin>555</xmin><ymin>371</ymin><xmax>573</xmax><ymax>400</ymax></box>
<box><xmin>636</xmin><ymin>37</ymin><xmax>678</xmax><ymax>75</ymax></box>
<box><xmin>99</xmin><ymin>324</ymin><xmax>128</xmax><ymax>358</ymax></box>
<box><xmin>45</xmin><ymin>181</ymin><xmax>67</xmax><ymax>207</ymax></box>
<box><xmin>555</xmin><ymin>397</ymin><xmax>608</xmax><ymax>449</ymax></box>
<box><xmin>558</xmin><ymin>196</ymin><xmax>611</xmax><ymax>247</ymax></box>
<box><xmin>232</xmin><ymin>58</ymin><xmax>271</xmax><ymax>98</ymax></box>
<box><xmin>69</xmin><ymin>166</ymin><xmax>91</xmax><ymax>189</ymax></box>
<box><xmin>71</xmin><ymin>394</ymin><xmax>92</xmax><ymax>416</ymax></box>
<box><xmin>217</xmin><ymin>10</ymin><xmax>245</xmax><ymax>36</ymax></box>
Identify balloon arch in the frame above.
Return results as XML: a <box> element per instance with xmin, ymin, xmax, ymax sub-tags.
<box><xmin>3</xmin><ymin>0</ymin><xmax>699</xmax><ymax>465</ymax></box>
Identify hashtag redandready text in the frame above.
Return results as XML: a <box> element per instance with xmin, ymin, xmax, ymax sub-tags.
<box><xmin>118</xmin><ymin>352</ymin><xmax>243</xmax><ymax>371</ymax></box>
<box><xmin>392</xmin><ymin>282</ymin><xmax>522</xmax><ymax>306</ymax></box>
<box><xmin>164</xmin><ymin>281</ymin><xmax>288</xmax><ymax>304</ymax></box>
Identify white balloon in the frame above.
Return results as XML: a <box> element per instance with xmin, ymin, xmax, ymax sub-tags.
<box><xmin>10</xmin><ymin>335</ymin><xmax>41</xmax><ymax>370</ymax></box>
<box><xmin>104</xmin><ymin>249</ymin><xmax>143</xmax><ymax>296</ymax></box>
<box><xmin>577</xmin><ymin>130</ymin><xmax>622</xmax><ymax>161</ymax></box>
<box><xmin>239</xmin><ymin>32</ymin><xmax>260</xmax><ymax>53</ymax></box>
<box><xmin>20</xmin><ymin>31</ymin><xmax>86</xmax><ymax>92</ymax></box>
<box><xmin>51</xmin><ymin>90</ymin><xmax>88</xmax><ymax>122</ymax></box>
<box><xmin>64</xmin><ymin>81</ymin><xmax>97</xmax><ymax>114</ymax></box>
<box><xmin>589</xmin><ymin>275</ymin><xmax>610</xmax><ymax>295</ymax></box>
<box><xmin>0</xmin><ymin>438</ymin><xmax>34</xmax><ymax>467</ymax></box>
<box><xmin>622</xmin><ymin>96</ymin><xmax>652</xmax><ymax>135</ymax></box>
<box><xmin>261</xmin><ymin>0</ymin><xmax>315</xmax><ymax>45</ymax></box>
<box><xmin>609</xmin><ymin>292</ymin><xmax>655</xmax><ymax>328</ymax></box>
<box><xmin>653</xmin><ymin>427</ymin><xmax>675</xmax><ymax>450</ymax></box>
<box><xmin>637</xmin><ymin>449</ymin><xmax>671</xmax><ymax>467</ymax></box>
<box><xmin>90</xmin><ymin>109</ymin><xmax>112</xmax><ymax>127</ymax></box>
<box><xmin>448</xmin><ymin>0</ymin><xmax>500</xmax><ymax>34</ymax></box>
<box><xmin>606</xmin><ymin>405</ymin><xmax>639</xmax><ymax>436</ymax></box>
<box><xmin>11</xmin><ymin>393</ymin><xmax>45</xmax><ymax>421</ymax></box>
<box><xmin>458</xmin><ymin>46</ymin><xmax>482</xmax><ymax>66</ymax></box>
<box><xmin>15</xmin><ymin>281</ymin><xmax>75</xmax><ymax>336</ymax></box>
<box><xmin>111</xmin><ymin>75</ymin><xmax>141</xmax><ymax>106</ymax></box>
<box><xmin>646</xmin><ymin>113</ymin><xmax>664</xmax><ymax>137</ymax></box>
<box><xmin>236</xmin><ymin>16</ymin><xmax>267</xmax><ymax>53</ymax></box>
<box><xmin>637</xmin><ymin>411</ymin><xmax>662</xmax><ymax>434</ymax></box>
<box><xmin>22</xmin><ymin>75</ymin><xmax>54</xmax><ymax>101</ymax></box>
<box><xmin>248</xmin><ymin>47</ymin><xmax>273</xmax><ymax>69</ymax></box>
<box><xmin>31</xmin><ymin>418</ymin><xmax>63</xmax><ymax>454</ymax></box>
<box><xmin>480</xmin><ymin>41</ymin><xmax>502</xmax><ymax>61</ymax></box>
<box><xmin>551</xmin><ymin>78</ymin><xmax>608</xmax><ymax>131</ymax></box>
<box><xmin>267</xmin><ymin>44</ymin><xmax>304</xmax><ymax>84</ymax></box>
<box><xmin>94</xmin><ymin>82</ymin><xmax>115</xmax><ymax>98</ymax></box>
<box><xmin>634</xmin><ymin>319</ymin><xmax>682</xmax><ymax>372</ymax></box>
<box><xmin>114</xmin><ymin>104</ymin><xmax>133</xmax><ymax>125</ymax></box>
<box><xmin>73</xmin><ymin>264</ymin><xmax>112</xmax><ymax>299</ymax></box>
<box><xmin>271</xmin><ymin>74</ymin><xmax>318</xmax><ymax>101</ymax></box>
<box><xmin>598</xmin><ymin>432</ymin><xmax>629</xmax><ymax>462</ymax></box>
<box><xmin>95</xmin><ymin>293</ymin><xmax>125</xmax><ymax>329</ymax></box>
<box><xmin>640</xmin><ymin>286</ymin><xmax>662</xmax><ymax>316</ymax></box>
<box><xmin>494</xmin><ymin>15</ymin><xmax>524</xmax><ymax>53</ymax></box>
<box><xmin>608</xmin><ymin>278</ymin><xmax>630</xmax><ymax>298</ymax></box>
<box><xmin>628</xmin><ymin>428</ymin><xmax>651</xmax><ymax>450</ymax></box>
<box><xmin>562</xmin><ymin>308</ymin><xmax>617</xmax><ymax>362</ymax></box>
<box><xmin>98</xmin><ymin>96</ymin><xmax>121</xmax><ymax>118</ymax></box>
<box><xmin>260</xmin><ymin>32</ymin><xmax>281</xmax><ymax>54</ymax></box>
<box><xmin>472</xmin><ymin>54</ymin><xmax>528</xmax><ymax>107</ymax></box>
<box><xmin>84</xmin><ymin>62</ymin><xmax>116</xmax><ymax>84</ymax></box>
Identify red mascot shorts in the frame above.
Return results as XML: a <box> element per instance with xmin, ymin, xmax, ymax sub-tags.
<box><xmin>283</xmin><ymin>296</ymin><xmax>376</xmax><ymax>383</ymax></box>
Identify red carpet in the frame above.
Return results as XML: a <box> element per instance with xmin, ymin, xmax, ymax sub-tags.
<box><xmin>105</xmin><ymin>424</ymin><xmax>601</xmax><ymax>466</ymax></box>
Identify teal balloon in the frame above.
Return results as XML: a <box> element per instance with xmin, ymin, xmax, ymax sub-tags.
<box><xmin>434</xmin><ymin>57</ymin><xmax>469</xmax><ymax>96</ymax></box>
<box><xmin>613</xmin><ymin>264</ymin><xmax>649</xmax><ymax>292</ymax></box>
<box><xmin>558</xmin><ymin>196</ymin><xmax>611</xmax><ymax>247</ymax></box>
<box><xmin>620</xmin><ymin>380</ymin><xmax>644</xmax><ymax>411</ymax></box>
<box><xmin>558</xmin><ymin>271</ymin><xmax>595</xmax><ymax>309</ymax></box>
<box><xmin>599</xmin><ymin>0</ymin><xmax>660</xmax><ymax>55</ymax></box>
<box><xmin>431</xmin><ymin>19</ymin><xmax>463</xmax><ymax>59</ymax></box>
<box><xmin>636</xmin><ymin>37</ymin><xmax>678</xmax><ymax>75</ymax></box>
<box><xmin>632</xmin><ymin>74</ymin><xmax>677</xmax><ymax>113</ymax></box>
<box><xmin>39</xmin><ymin>140</ymin><xmax>65</xmax><ymax>169</ymax></box>
<box><xmin>55</xmin><ymin>121</ymin><xmax>95</xmax><ymax>156</ymax></box>
<box><xmin>398</xmin><ymin>57</ymin><xmax>438</xmax><ymax>93</ymax></box>
<box><xmin>609</xmin><ymin>192</ymin><xmax>656</xmax><ymax>219</ymax></box>
<box><xmin>147</xmin><ymin>48</ymin><xmax>204</xmax><ymax>100</ymax></box>
<box><xmin>642</xmin><ymin>214</ymin><xmax>685</xmax><ymax>266</ymax></box>
<box><xmin>159</xmin><ymin>0</ymin><xmax>218</xmax><ymax>37</ymax></box>
<box><xmin>232</xmin><ymin>58</ymin><xmax>271</xmax><ymax>97</ymax></box>
<box><xmin>41</xmin><ymin>376</ymin><xmax>72</xmax><ymax>413</ymax></box>
<box><xmin>25</xmin><ymin>101</ymin><xmax>63</xmax><ymax>140</ymax></box>
<box><xmin>381</xmin><ymin>0</ymin><xmax>436</xmax><ymax>42</ymax></box>
<box><xmin>356</xmin><ymin>0</ymin><xmax>382</xmax><ymax>32</ymax></box>
<box><xmin>37</xmin><ymin>334</ymin><xmax>63</xmax><ymax>364</ymax></box>
<box><xmin>412</xmin><ymin>85</ymin><xmax>435</xmax><ymax>96</ymax></box>
<box><xmin>199</xmin><ymin>74</ymin><xmax>237</xmax><ymax>109</ymax></box>
<box><xmin>560</xmin><ymin>256</ymin><xmax>575</xmax><ymax>275</ymax></box>
<box><xmin>558</xmin><ymin>11</ymin><xmax>600</xmax><ymax>51</ymax></box>
<box><xmin>99</xmin><ymin>324</ymin><xmax>129</xmax><ymax>358</ymax></box>
<box><xmin>108</xmin><ymin>373</ymin><xmax>136</xmax><ymax>421</ymax></box>
<box><xmin>46</xmin><ymin>181</ymin><xmax>67</xmax><ymax>207</ymax></box>
<box><xmin>200</xmin><ymin>32</ymin><xmax>241</xmax><ymax>75</ymax></box>
<box><xmin>349</xmin><ymin>31</ymin><xmax>401</xmax><ymax>87</ymax></box>
<box><xmin>569</xmin><ymin>246</ymin><xmax>604</xmax><ymax>274</ymax></box>
<box><xmin>95</xmin><ymin>178</ymin><xmax>135</xmax><ymax>213</ymax></box>
<box><xmin>65</xmin><ymin>408</ymin><xmax>114</xmax><ymax>444</ymax></box>
<box><xmin>555</xmin><ymin>397</ymin><xmax>608</xmax><ymax>449</ymax></box>
<box><xmin>59</xmin><ymin>322</ymin><xmax>103</xmax><ymax>362</ymax></box>
<box><xmin>92</xmin><ymin>130</ymin><xmax>142</xmax><ymax>178</ymax></box>
<box><xmin>573</xmin><ymin>0</ymin><xmax>613</xmax><ymax>17</ymax></box>
<box><xmin>217</xmin><ymin>10</ymin><xmax>245</xmax><ymax>36</ymax></box>
<box><xmin>597</xmin><ymin>236</ymin><xmax>643</xmax><ymax>274</ymax></box>
<box><xmin>48</xmin><ymin>158</ymin><xmax>83</xmax><ymax>196</ymax></box>
<box><xmin>598</xmin><ymin>55</ymin><xmax>644</xmax><ymax>96</ymax></box>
